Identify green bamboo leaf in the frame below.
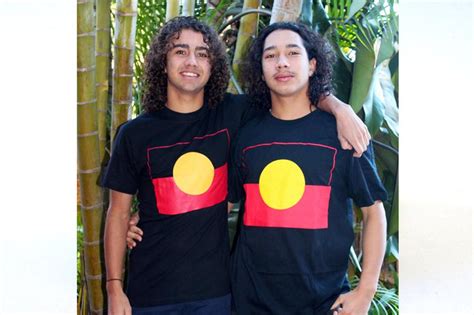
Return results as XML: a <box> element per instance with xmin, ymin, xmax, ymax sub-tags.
<box><xmin>347</xmin><ymin>0</ymin><xmax>366</xmax><ymax>21</ymax></box>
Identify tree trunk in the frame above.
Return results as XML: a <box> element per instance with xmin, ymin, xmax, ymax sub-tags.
<box><xmin>111</xmin><ymin>0</ymin><xmax>138</xmax><ymax>146</ymax></box>
<box><xmin>232</xmin><ymin>0</ymin><xmax>261</xmax><ymax>81</ymax></box>
<box><xmin>182</xmin><ymin>0</ymin><xmax>195</xmax><ymax>17</ymax></box>
<box><xmin>166</xmin><ymin>0</ymin><xmax>180</xmax><ymax>21</ymax></box>
<box><xmin>96</xmin><ymin>0</ymin><xmax>112</xmax><ymax>163</ymax></box>
<box><xmin>77</xmin><ymin>0</ymin><xmax>106</xmax><ymax>313</ymax></box>
<box><xmin>270</xmin><ymin>0</ymin><xmax>303</xmax><ymax>24</ymax></box>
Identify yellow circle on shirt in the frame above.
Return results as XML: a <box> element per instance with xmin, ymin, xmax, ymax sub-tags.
<box><xmin>259</xmin><ymin>159</ymin><xmax>305</xmax><ymax>210</ymax></box>
<box><xmin>173</xmin><ymin>152</ymin><xmax>214</xmax><ymax>195</ymax></box>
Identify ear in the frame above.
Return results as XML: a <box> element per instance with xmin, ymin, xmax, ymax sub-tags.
<box><xmin>309</xmin><ymin>58</ymin><xmax>317</xmax><ymax>76</ymax></box>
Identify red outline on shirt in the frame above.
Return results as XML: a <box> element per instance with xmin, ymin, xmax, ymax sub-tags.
<box><xmin>146</xmin><ymin>128</ymin><xmax>230</xmax><ymax>180</ymax></box>
<box><xmin>242</xmin><ymin>142</ymin><xmax>338</xmax><ymax>185</ymax></box>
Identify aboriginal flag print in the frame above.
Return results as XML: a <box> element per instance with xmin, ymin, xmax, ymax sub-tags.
<box><xmin>242</xmin><ymin>142</ymin><xmax>337</xmax><ymax>229</ymax></box>
<box><xmin>147</xmin><ymin>129</ymin><xmax>229</xmax><ymax>215</ymax></box>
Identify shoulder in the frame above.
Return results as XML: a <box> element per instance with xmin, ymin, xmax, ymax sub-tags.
<box><xmin>114</xmin><ymin>112</ymin><xmax>155</xmax><ymax>141</ymax></box>
<box><xmin>313</xmin><ymin>110</ymin><xmax>338</xmax><ymax>138</ymax></box>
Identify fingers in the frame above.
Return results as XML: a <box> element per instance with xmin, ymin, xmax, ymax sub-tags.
<box><xmin>339</xmin><ymin>136</ymin><xmax>353</xmax><ymax>151</ymax></box>
<box><xmin>129</xmin><ymin>212</ymin><xmax>140</xmax><ymax>225</ymax></box>
<box><xmin>126</xmin><ymin>226</ymin><xmax>143</xmax><ymax>249</ymax></box>
<box><xmin>330</xmin><ymin>295</ymin><xmax>344</xmax><ymax>311</ymax></box>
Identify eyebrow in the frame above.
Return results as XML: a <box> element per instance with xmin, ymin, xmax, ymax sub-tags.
<box><xmin>172</xmin><ymin>44</ymin><xmax>209</xmax><ymax>51</ymax></box>
<box><xmin>263</xmin><ymin>44</ymin><xmax>302</xmax><ymax>52</ymax></box>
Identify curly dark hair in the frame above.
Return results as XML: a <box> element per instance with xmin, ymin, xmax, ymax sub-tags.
<box><xmin>142</xmin><ymin>16</ymin><xmax>230</xmax><ymax>112</ymax></box>
<box><xmin>241</xmin><ymin>22</ymin><xmax>336</xmax><ymax>110</ymax></box>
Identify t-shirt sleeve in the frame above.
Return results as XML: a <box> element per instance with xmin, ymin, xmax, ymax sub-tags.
<box><xmin>228</xmin><ymin>134</ymin><xmax>245</xmax><ymax>203</ymax></box>
<box><xmin>101</xmin><ymin>124</ymin><xmax>138</xmax><ymax>195</ymax></box>
<box><xmin>347</xmin><ymin>142</ymin><xmax>388</xmax><ymax>208</ymax></box>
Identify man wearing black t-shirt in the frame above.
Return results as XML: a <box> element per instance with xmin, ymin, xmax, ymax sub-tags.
<box><xmin>228</xmin><ymin>22</ymin><xmax>387</xmax><ymax>315</ymax></box>
<box><xmin>103</xmin><ymin>17</ymin><xmax>373</xmax><ymax>315</ymax></box>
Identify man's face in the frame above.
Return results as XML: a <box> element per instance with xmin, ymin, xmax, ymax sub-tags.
<box><xmin>166</xmin><ymin>29</ymin><xmax>212</xmax><ymax>97</ymax></box>
<box><xmin>261</xmin><ymin>29</ymin><xmax>316</xmax><ymax>99</ymax></box>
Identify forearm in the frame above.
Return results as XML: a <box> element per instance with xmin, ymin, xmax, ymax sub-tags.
<box><xmin>358</xmin><ymin>201</ymin><xmax>387</xmax><ymax>295</ymax></box>
<box><xmin>318</xmin><ymin>94</ymin><xmax>344</xmax><ymax>116</ymax></box>
<box><xmin>104</xmin><ymin>207</ymin><xmax>130</xmax><ymax>293</ymax></box>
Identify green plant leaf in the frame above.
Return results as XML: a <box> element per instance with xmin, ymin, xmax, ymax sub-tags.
<box><xmin>385</xmin><ymin>235</ymin><xmax>399</xmax><ymax>263</ymax></box>
<box><xmin>313</xmin><ymin>0</ymin><xmax>331</xmax><ymax>34</ymax></box>
<box><xmin>388</xmin><ymin>175</ymin><xmax>398</xmax><ymax>236</ymax></box>
<box><xmin>349</xmin><ymin>37</ymin><xmax>376</xmax><ymax>113</ymax></box>
<box><xmin>347</xmin><ymin>0</ymin><xmax>367</xmax><ymax>21</ymax></box>
<box><xmin>349</xmin><ymin>246</ymin><xmax>362</xmax><ymax>273</ymax></box>
<box><xmin>363</xmin><ymin>65</ymin><xmax>385</xmax><ymax>136</ymax></box>
<box><xmin>300</xmin><ymin>0</ymin><xmax>313</xmax><ymax>27</ymax></box>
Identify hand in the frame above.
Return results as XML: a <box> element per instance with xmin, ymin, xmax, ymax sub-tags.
<box><xmin>126</xmin><ymin>212</ymin><xmax>143</xmax><ymax>249</ymax></box>
<box><xmin>330</xmin><ymin>288</ymin><xmax>373</xmax><ymax>315</ymax></box>
<box><xmin>334</xmin><ymin>102</ymin><xmax>370</xmax><ymax>158</ymax></box>
<box><xmin>107</xmin><ymin>282</ymin><xmax>132</xmax><ymax>315</ymax></box>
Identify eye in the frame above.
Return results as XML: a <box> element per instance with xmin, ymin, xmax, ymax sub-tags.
<box><xmin>197</xmin><ymin>52</ymin><xmax>209</xmax><ymax>58</ymax></box>
<box><xmin>288</xmin><ymin>51</ymin><xmax>300</xmax><ymax>56</ymax></box>
<box><xmin>264</xmin><ymin>53</ymin><xmax>275</xmax><ymax>59</ymax></box>
<box><xmin>175</xmin><ymin>49</ymin><xmax>186</xmax><ymax>55</ymax></box>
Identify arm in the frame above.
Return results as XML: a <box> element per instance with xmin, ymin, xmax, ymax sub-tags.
<box><xmin>318</xmin><ymin>94</ymin><xmax>370</xmax><ymax>157</ymax></box>
<box><xmin>331</xmin><ymin>201</ymin><xmax>387</xmax><ymax>315</ymax></box>
<box><xmin>105</xmin><ymin>190</ymin><xmax>134</xmax><ymax>315</ymax></box>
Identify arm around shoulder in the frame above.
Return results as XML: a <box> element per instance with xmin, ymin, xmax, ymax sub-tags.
<box><xmin>318</xmin><ymin>94</ymin><xmax>370</xmax><ymax>157</ymax></box>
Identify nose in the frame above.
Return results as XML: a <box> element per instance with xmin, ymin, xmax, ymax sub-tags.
<box><xmin>185</xmin><ymin>52</ymin><xmax>198</xmax><ymax>67</ymax></box>
<box><xmin>276</xmin><ymin>55</ymin><xmax>289</xmax><ymax>69</ymax></box>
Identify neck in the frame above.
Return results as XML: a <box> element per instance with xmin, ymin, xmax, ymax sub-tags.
<box><xmin>269</xmin><ymin>92</ymin><xmax>316</xmax><ymax>120</ymax></box>
<box><xmin>166</xmin><ymin>86</ymin><xmax>205</xmax><ymax>113</ymax></box>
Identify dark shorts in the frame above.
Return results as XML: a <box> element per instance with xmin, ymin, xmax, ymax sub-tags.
<box><xmin>132</xmin><ymin>294</ymin><xmax>231</xmax><ymax>315</ymax></box>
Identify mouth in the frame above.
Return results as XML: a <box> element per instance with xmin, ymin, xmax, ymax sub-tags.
<box><xmin>274</xmin><ymin>73</ymin><xmax>294</xmax><ymax>82</ymax></box>
<box><xmin>180</xmin><ymin>71</ymin><xmax>200</xmax><ymax>78</ymax></box>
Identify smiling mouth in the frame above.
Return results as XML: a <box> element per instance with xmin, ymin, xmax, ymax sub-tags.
<box><xmin>181</xmin><ymin>71</ymin><xmax>199</xmax><ymax>78</ymax></box>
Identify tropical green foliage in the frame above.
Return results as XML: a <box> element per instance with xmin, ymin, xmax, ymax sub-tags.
<box><xmin>77</xmin><ymin>0</ymin><xmax>399</xmax><ymax>313</ymax></box>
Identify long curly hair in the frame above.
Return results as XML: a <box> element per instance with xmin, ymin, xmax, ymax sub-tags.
<box><xmin>142</xmin><ymin>16</ymin><xmax>229</xmax><ymax>112</ymax></box>
<box><xmin>241</xmin><ymin>22</ymin><xmax>336</xmax><ymax>110</ymax></box>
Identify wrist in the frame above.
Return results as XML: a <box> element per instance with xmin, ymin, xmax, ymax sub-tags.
<box><xmin>106</xmin><ymin>279</ymin><xmax>123</xmax><ymax>293</ymax></box>
<box><xmin>356</xmin><ymin>283</ymin><xmax>377</xmax><ymax>299</ymax></box>
<box><xmin>332</xmin><ymin>99</ymin><xmax>349</xmax><ymax>118</ymax></box>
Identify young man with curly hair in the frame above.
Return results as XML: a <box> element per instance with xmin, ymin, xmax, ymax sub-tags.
<box><xmin>228</xmin><ymin>22</ymin><xmax>388</xmax><ymax>315</ymax></box>
<box><xmin>103</xmin><ymin>17</ymin><xmax>372</xmax><ymax>315</ymax></box>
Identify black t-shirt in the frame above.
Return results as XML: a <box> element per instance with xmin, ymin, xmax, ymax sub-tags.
<box><xmin>229</xmin><ymin>110</ymin><xmax>387</xmax><ymax>314</ymax></box>
<box><xmin>102</xmin><ymin>93</ymin><xmax>255</xmax><ymax>307</ymax></box>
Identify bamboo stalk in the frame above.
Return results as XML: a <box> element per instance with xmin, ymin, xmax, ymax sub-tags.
<box><xmin>269</xmin><ymin>0</ymin><xmax>303</xmax><ymax>24</ymax></box>
<box><xmin>166</xmin><ymin>0</ymin><xmax>180</xmax><ymax>21</ymax></box>
<box><xmin>77</xmin><ymin>0</ymin><xmax>105</xmax><ymax>313</ymax></box>
<box><xmin>232</xmin><ymin>0</ymin><xmax>261</xmax><ymax>81</ymax></box>
<box><xmin>96</xmin><ymin>0</ymin><xmax>112</xmax><ymax>163</ymax></box>
<box><xmin>182</xmin><ymin>0</ymin><xmax>195</xmax><ymax>17</ymax></box>
<box><xmin>110</xmin><ymin>0</ymin><xmax>138</xmax><ymax>146</ymax></box>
